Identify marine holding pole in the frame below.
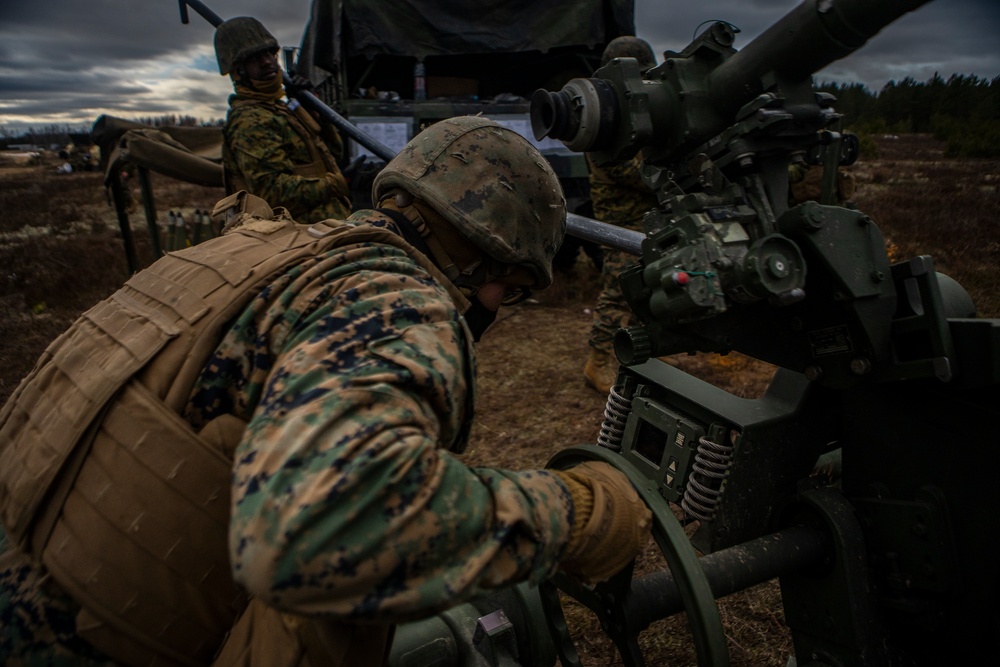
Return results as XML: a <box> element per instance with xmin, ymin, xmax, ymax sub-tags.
<box><xmin>179</xmin><ymin>0</ymin><xmax>396</xmax><ymax>162</ymax></box>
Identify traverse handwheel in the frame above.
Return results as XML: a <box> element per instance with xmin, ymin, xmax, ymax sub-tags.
<box><xmin>543</xmin><ymin>445</ymin><xmax>730</xmax><ymax>667</ymax></box>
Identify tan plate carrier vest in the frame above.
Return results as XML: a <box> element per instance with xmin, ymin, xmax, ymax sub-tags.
<box><xmin>0</xmin><ymin>195</ymin><xmax>465</xmax><ymax>666</ymax></box>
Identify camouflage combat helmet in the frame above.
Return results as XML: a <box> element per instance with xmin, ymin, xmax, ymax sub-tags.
<box><xmin>215</xmin><ymin>16</ymin><xmax>279</xmax><ymax>75</ymax></box>
<box><xmin>373</xmin><ymin>116</ymin><xmax>567</xmax><ymax>289</ymax></box>
<box><xmin>601</xmin><ymin>35</ymin><xmax>656</xmax><ymax>68</ymax></box>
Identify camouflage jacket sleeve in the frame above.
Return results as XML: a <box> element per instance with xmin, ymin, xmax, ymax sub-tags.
<box><xmin>224</xmin><ymin>102</ymin><xmax>340</xmax><ymax>217</ymax></box>
<box><xmin>587</xmin><ymin>153</ymin><xmax>658</xmax><ymax>227</ymax></box>
<box><xmin>203</xmin><ymin>237</ymin><xmax>574</xmax><ymax>621</ymax></box>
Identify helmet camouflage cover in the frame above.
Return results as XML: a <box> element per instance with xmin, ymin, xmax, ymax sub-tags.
<box><xmin>215</xmin><ymin>16</ymin><xmax>279</xmax><ymax>75</ymax></box>
<box><xmin>373</xmin><ymin>116</ymin><xmax>567</xmax><ymax>289</ymax></box>
<box><xmin>601</xmin><ymin>35</ymin><xmax>656</xmax><ymax>68</ymax></box>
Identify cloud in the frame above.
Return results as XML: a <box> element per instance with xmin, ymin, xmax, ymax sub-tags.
<box><xmin>0</xmin><ymin>0</ymin><xmax>997</xmax><ymax>133</ymax></box>
<box><xmin>637</xmin><ymin>0</ymin><xmax>998</xmax><ymax>92</ymax></box>
<box><xmin>0</xmin><ymin>0</ymin><xmax>313</xmax><ymax>131</ymax></box>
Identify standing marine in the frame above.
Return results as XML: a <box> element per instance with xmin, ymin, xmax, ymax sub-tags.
<box><xmin>216</xmin><ymin>16</ymin><xmax>352</xmax><ymax>223</ymax></box>
<box><xmin>582</xmin><ymin>36</ymin><xmax>661</xmax><ymax>394</ymax></box>
<box><xmin>0</xmin><ymin>116</ymin><xmax>650</xmax><ymax>666</ymax></box>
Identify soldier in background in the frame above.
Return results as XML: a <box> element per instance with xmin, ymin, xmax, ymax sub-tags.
<box><xmin>788</xmin><ymin>160</ymin><xmax>857</xmax><ymax>206</ymax></box>
<box><xmin>583</xmin><ymin>36</ymin><xmax>660</xmax><ymax>394</ymax></box>
<box><xmin>216</xmin><ymin>16</ymin><xmax>352</xmax><ymax>223</ymax></box>
<box><xmin>0</xmin><ymin>117</ymin><xmax>650</xmax><ymax>665</ymax></box>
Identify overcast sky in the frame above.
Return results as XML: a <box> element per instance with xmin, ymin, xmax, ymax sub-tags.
<box><xmin>1</xmin><ymin>0</ymin><xmax>998</xmax><ymax>134</ymax></box>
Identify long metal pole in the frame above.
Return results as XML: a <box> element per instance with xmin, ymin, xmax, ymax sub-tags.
<box><xmin>177</xmin><ymin>1</ymin><xmax>635</xmax><ymax>253</ymax></box>
<box><xmin>567</xmin><ymin>213</ymin><xmax>643</xmax><ymax>256</ymax></box>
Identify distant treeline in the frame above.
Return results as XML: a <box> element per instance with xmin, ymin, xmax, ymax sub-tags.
<box><xmin>1</xmin><ymin>115</ymin><xmax>223</xmax><ymax>149</ymax></box>
<box><xmin>128</xmin><ymin>115</ymin><xmax>224</xmax><ymax>129</ymax></box>
<box><xmin>817</xmin><ymin>73</ymin><xmax>1000</xmax><ymax>158</ymax></box>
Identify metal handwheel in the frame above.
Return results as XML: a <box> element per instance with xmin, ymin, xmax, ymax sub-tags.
<box><xmin>543</xmin><ymin>445</ymin><xmax>730</xmax><ymax>667</ymax></box>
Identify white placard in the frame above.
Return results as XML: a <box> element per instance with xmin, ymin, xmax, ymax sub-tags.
<box><xmin>353</xmin><ymin>120</ymin><xmax>412</xmax><ymax>158</ymax></box>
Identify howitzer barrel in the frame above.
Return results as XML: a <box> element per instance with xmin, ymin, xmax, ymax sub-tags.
<box><xmin>532</xmin><ymin>0</ymin><xmax>933</xmax><ymax>161</ymax></box>
<box><xmin>707</xmin><ymin>0</ymin><xmax>931</xmax><ymax>118</ymax></box>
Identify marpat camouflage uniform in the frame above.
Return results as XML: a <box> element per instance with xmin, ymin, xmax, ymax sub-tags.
<box><xmin>0</xmin><ymin>209</ymin><xmax>574</xmax><ymax>663</ymax></box>
<box><xmin>197</xmin><ymin>211</ymin><xmax>573</xmax><ymax>618</ymax></box>
<box><xmin>587</xmin><ymin>154</ymin><xmax>658</xmax><ymax>353</ymax></box>
<box><xmin>223</xmin><ymin>96</ymin><xmax>352</xmax><ymax>224</ymax></box>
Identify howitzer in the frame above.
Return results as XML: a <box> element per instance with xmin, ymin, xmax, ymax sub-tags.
<box><xmin>523</xmin><ymin>0</ymin><xmax>1000</xmax><ymax>665</ymax></box>
<box><xmin>176</xmin><ymin>2</ymin><xmax>998</xmax><ymax>665</ymax></box>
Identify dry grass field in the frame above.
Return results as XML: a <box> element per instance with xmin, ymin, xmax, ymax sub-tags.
<box><xmin>0</xmin><ymin>133</ymin><xmax>996</xmax><ymax>665</ymax></box>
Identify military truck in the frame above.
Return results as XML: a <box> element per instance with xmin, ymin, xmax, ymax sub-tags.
<box><xmin>295</xmin><ymin>0</ymin><xmax>634</xmax><ymax>265</ymax></box>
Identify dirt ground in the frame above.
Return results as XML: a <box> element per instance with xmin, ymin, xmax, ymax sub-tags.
<box><xmin>0</xmin><ymin>134</ymin><xmax>997</xmax><ymax>665</ymax></box>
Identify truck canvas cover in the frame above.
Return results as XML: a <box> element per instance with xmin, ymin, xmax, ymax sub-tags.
<box><xmin>301</xmin><ymin>0</ymin><xmax>634</xmax><ymax>67</ymax></box>
<box><xmin>298</xmin><ymin>0</ymin><xmax>635</xmax><ymax>210</ymax></box>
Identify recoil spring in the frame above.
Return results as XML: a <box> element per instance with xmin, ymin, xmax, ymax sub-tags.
<box><xmin>681</xmin><ymin>429</ymin><xmax>734</xmax><ymax>522</ymax></box>
<box><xmin>596</xmin><ymin>383</ymin><xmax>632</xmax><ymax>452</ymax></box>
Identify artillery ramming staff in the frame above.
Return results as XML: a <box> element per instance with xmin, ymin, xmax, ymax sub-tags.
<box><xmin>567</xmin><ymin>213</ymin><xmax>643</xmax><ymax>256</ymax></box>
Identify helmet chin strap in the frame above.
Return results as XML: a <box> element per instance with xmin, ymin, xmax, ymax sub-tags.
<box><xmin>392</xmin><ymin>191</ymin><xmax>467</xmax><ymax>283</ymax></box>
<box><xmin>378</xmin><ymin>192</ymin><xmax>506</xmax><ymax>341</ymax></box>
<box><xmin>382</xmin><ymin>192</ymin><xmax>506</xmax><ymax>295</ymax></box>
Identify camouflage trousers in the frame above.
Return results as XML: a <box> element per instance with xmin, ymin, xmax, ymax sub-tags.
<box><xmin>588</xmin><ymin>245</ymin><xmax>639</xmax><ymax>353</ymax></box>
<box><xmin>0</xmin><ymin>533</ymin><xmax>117</xmax><ymax>666</ymax></box>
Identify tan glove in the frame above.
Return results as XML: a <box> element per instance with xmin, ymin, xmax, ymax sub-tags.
<box><xmin>552</xmin><ymin>461</ymin><xmax>652</xmax><ymax>584</ymax></box>
<box><xmin>324</xmin><ymin>170</ymin><xmax>350</xmax><ymax>197</ymax></box>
